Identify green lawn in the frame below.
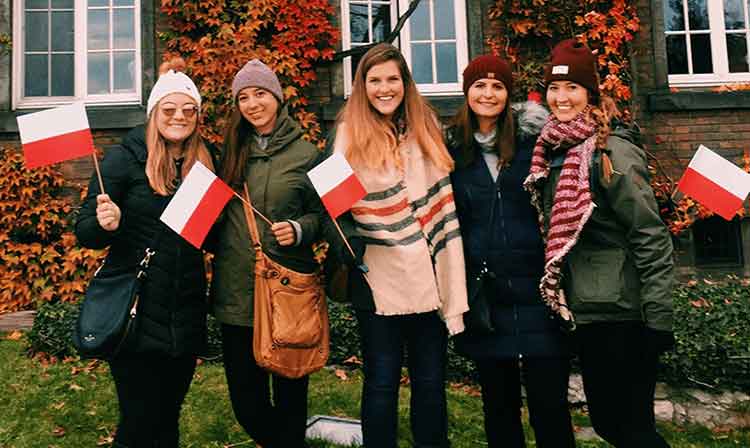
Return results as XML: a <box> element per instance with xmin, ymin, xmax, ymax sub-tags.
<box><xmin>1</xmin><ymin>334</ymin><xmax>748</xmax><ymax>447</ymax></box>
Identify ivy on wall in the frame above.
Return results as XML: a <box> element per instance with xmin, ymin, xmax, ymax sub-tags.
<box><xmin>159</xmin><ymin>0</ymin><xmax>339</xmax><ymax>146</ymax></box>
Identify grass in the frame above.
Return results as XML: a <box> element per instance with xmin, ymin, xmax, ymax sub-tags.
<box><xmin>1</xmin><ymin>334</ymin><xmax>749</xmax><ymax>447</ymax></box>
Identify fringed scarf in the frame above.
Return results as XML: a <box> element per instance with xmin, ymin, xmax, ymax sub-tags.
<box><xmin>523</xmin><ymin>107</ymin><xmax>598</xmax><ymax>324</ymax></box>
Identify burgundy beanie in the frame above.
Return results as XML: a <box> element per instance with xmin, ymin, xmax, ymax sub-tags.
<box><xmin>462</xmin><ymin>54</ymin><xmax>513</xmax><ymax>96</ymax></box>
<box><xmin>544</xmin><ymin>39</ymin><xmax>599</xmax><ymax>93</ymax></box>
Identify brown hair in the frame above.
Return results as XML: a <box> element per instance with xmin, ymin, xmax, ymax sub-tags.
<box><xmin>145</xmin><ymin>57</ymin><xmax>215</xmax><ymax>196</ymax></box>
<box><xmin>218</xmin><ymin>107</ymin><xmax>256</xmax><ymax>188</ymax></box>
<box><xmin>335</xmin><ymin>43</ymin><xmax>453</xmax><ymax>172</ymax></box>
<box><xmin>588</xmin><ymin>93</ymin><xmax>620</xmax><ymax>183</ymax></box>
<box><xmin>450</xmin><ymin>100</ymin><xmax>515</xmax><ymax>169</ymax></box>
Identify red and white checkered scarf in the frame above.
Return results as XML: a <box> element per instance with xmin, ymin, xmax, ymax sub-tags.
<box><xmin>523</xmin><ymin>107</ymin><xmax>597</xmax><ymax>323</ymax></box>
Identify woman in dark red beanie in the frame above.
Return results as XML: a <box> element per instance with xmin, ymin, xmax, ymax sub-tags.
<box><xmin>525</xmin><ymin>38</ymin><xmax>675</xmax><ymax>447</ymax></box>
<box><xmin>447</xmin><ymin>54</ymin><xmax>575</xmax><ymax>448</ymax></box>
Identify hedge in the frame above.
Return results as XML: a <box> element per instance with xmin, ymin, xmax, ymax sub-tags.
<box><xmin>22</xmin><ymin>277</ymin><xmax>750</xmax><ymax>391</ymax></box>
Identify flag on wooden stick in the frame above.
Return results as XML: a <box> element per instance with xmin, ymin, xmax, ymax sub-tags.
<box><xmin>160</xmin><ymin>161</ymin><xmax>233</xmax><ymax>249</ymax></box>
<box><xmin>676</xmin><ymin>145</ymin><xmax>750</xmax><ymax>220</ymax></box>
<box><xmin>307</xmin><ymin>152</ymin><xmax>367</xmax><ymax>218</ymax></box>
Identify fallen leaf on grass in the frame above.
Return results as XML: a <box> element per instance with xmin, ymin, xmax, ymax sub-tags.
<box><xmin>343</xmin><ymin>355</ymin><xmax>363</xmax><ymax>365</ymax></box>
<box><xmin>96</xmin><ymin>434</ymin><xmax>114</xmax><ymax>446</ymax></box>
<box><xmin>52</xmin><ymin>426</ymin><xmax>66</xmax><ymax>437</ymax></box>
<box><xmin>3</xmin><ymin>330</ymin><xmax>23</xmax><ymax>340</ymax></box>
<box><xmin>68</xmin><ymin>383</ymin><xmax>84</xmax><ymax>391</ymax></box>
<box><xmin>51</xmin><ymin>402</ymin><xmax>65</xmax><ymax>410</ymax></box>
<box><xmin>334</xmin><ymin>369</ymin><xmax>349</xmax><ymax>381</ymax></box>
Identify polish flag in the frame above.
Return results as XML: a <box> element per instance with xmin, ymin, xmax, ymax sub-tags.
<box><xmin>307</xmin><ymin>152</ymin><xmax>367</xmax><ymax>218</ymax></box>
<box><xmin>676</xmin><ymin>145</ymin><xmax>750</xmax><ymax>220</ymax></box>
<box><xmin>160</xmin><ymin>161</ymin><xmax>234</xmax><ymax>249</ymax></box>
<box><xmin>17</xmin><ymin>102</ymin><xmax>95</xmax><ymax>169</ymax></box>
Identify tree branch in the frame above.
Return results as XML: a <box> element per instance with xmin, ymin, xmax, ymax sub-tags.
<box><xmin>325</xmin><ymin>0</ymin><xmax>423</xmax><ymax>63</ymax></box>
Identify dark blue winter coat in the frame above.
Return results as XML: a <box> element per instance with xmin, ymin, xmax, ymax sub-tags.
<box><xmin>449</xmin><ymin>102</ymin><xmax>569</xmax><ymax>360</ymax></box>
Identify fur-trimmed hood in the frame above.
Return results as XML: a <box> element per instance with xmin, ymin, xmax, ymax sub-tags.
<box><xmin>512</xmin><ymin>100</ymin><xmax>549</xmax><ymax>144</ymax></box>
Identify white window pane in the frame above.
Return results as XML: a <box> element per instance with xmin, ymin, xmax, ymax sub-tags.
<box><xmin>410</xmin><ymin>0</ymin><xmax>430</xmax><ymax>41</ymax></box>
<box><xmin>25</xmin><ymin>54</ymin><xmax>48</xmax><ymax>96</ymax></box>
<box><xmin>88</xmin><ymin>52</ymin><xmax>110</xmax><ymax>94</ymax></box>
<box><xmin>51</xmin><ymin>0</ymin><xmax>73</xmax><ymax>7</ymax></box>
<box><xmin>372</xmin><ymin>3</ymin><xmax>391</xmax><ymax>42</ymax></box>
<box><xmin>88</xmin><ymin>9</ymin><xmax>109</xmax><ymax>50</ymax></box>
<box><xmin>664</xmin><ymin>0</ymin><xmax>686</xmax><ymax>31</ymax></box>
<box><xmin>724</xmin><ymin>0</ymin><xmax>746</xmax><ymax>29</ymax></box>
<box><xmin>113</xmin><ymin>9</ymin><xmax>134</xmax><ymax>48</ymax></box>
<box><xmin>25</xmin><ymin>0</ymin><xmax>48</xmax><ymax>9</ymax></box>
<box><xmin>89</xmin><ymin>0</ymin><xmax>108</xmax><ymax>6</ymax></box>
<box><xmin>350</xmin><ymin>4</ymin><xmax>369</xmax><ymax>44</ymax></box>
<box><xmin>51</xmin><ymin>11</ymin><xmax>74</xmax><ymax>52</ymax></box>
<box><xmin>688</xmin><ymin>0</ymin><xmax>710</xmax><ymax>30</ymax></box>
<box><xmin>114</xmin><ymin>0</ymin><xmax>134</xmax><ymax>5</ymax></box>
<box><xmin>666</xmin><ymin>35</ymin><xmax>689</xmax><ymax>74</ymax></box>
<box><xmin>25</xmin><ymin>11</ymin><xmax>48</xmax><ymax>52</ymax></box>
<box><xmin>412</xmin><ymin>43</ymin><xmax>433</xmax><ymax>83</ymax></box>
<box><xmin>436</xmin><ymin>42</ymin><xmax>457</xmax><ymax>83</ymax></box>
<box><xmin>690</xmin><ymin>33</ymin><xmax>713</xmax><ymax>72</ymax></box>
<box><xmin>51</xmin><ymin>53</ymin><xmax>74</xmax><ymax>96</ymax></box>
<box><xmin>726</xmin><ymin>34</ymin><xmax>749</xmax><ymax>72</ymax></box>
<box><xmin>114</xmin><ymin>52</ymin><xmax>135</xmax><ymax>91</ymax></box>
<box><xmin>434</xmin><ymin>0</ymin><xmax>455</xmax><ymax>40</ymax></box>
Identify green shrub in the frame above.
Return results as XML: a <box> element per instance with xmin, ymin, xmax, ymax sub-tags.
<box><xmin>25</xmin><ymin>277</ymin><xmax>750</xmax><ymax>391</ymax></box>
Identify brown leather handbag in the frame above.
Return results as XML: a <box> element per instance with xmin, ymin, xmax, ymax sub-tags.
<box><xmin>241</xmin><ymin>185</ymin><xmax>330</xmax><ymax>379</ymax></box>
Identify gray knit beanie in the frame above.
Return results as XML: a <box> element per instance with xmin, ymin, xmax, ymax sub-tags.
<box><xmin>231</xmin><ymin>59</ymin><xmax>284</xmax><ymax>103</ymax></box>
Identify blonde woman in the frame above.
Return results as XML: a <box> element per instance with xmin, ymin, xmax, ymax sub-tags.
<box><xmin>328</xmin><ymin>43</ymin><xmax>468</xmax><ymax>448</ymax></box>
<box><xmin>75</xmin><ymin>58</ymin><xmax>215</xmax><ymax>448</ymax></box>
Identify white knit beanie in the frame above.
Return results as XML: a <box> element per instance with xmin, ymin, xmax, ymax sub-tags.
<box><xmin>146</xmin><ymin>70</ymin><xmax>202</xmax><ymax>116</ymax></box>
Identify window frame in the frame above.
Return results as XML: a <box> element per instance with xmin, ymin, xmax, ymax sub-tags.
<box><xmin>12</xmin><ymin>0</ymin><xmax>142</xmax><ymax>109</ymax></box>
<box><xmin>340</xmin><ymin>0</ymin><xmax>469</xmax><ymax>96</ymax></box>
<box><xmin>666</xmin><ymin>0</ymin><xmax>750</xmax><ymax>87</ymax></box>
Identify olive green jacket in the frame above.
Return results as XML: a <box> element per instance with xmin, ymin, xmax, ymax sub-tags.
<box><xmin>542</xmin><ymin>129</ymin><xmax>674</xmax><ymax>331</ymax></box>
<box><xmin>211</xmin><ymin>107</ymin><xmax>325</xmax><ymax>326</ymax></box>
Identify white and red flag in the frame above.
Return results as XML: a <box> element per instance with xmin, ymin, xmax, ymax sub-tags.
<box><xmin>307</xmin><ymin>152</ymin><xmax>367</xmax><ymax>218</ymax></box>
<box><xmin>160</xmin><ymin>161</ymin><xmax>233</xmax><ymax>249</ymax></box>
<box><xmin>676</xmin><ymin>145</ymin><xmax>750</xmax><ymax>220</ymax></box>
<box><xmin>17</xmin><ymin>102</ymin><xmax>95</xmax><ymax>169</ymax></box>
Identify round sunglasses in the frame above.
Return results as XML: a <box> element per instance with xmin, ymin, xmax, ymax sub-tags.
<box><xmin>160</xmin><ymin>104</ymin><xmax>198</xmax><ymax>118</ymax></box>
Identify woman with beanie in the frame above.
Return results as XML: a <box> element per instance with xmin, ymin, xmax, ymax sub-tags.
<box><xmin>75</xmin><ymin>58</ymin><xmax>214</xmax><ymax>447</ymax></box>
<box><xmin>524</xmin><ymin>38</ymin><xmax>675</xmax><ymax>447</ymax></box>
<box><xmin>327</xmin><ymin>43</ymin><xmax>468</xmax><ymax>448</ymax></box>
<box><xmin>211</xmin><ymin>59</ymin><xmax>324</xmax><ymax>448</ymax></box>
<box><xmin>447</xmin><ymin>54</ymin><xmax>575</xmax><ymax>448</ymax></box>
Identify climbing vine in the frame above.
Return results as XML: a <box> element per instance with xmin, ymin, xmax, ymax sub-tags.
<box><xmin>159</xmin><ymin>0</ymin><xmax>339</xmax><ymax>146</ymax></box>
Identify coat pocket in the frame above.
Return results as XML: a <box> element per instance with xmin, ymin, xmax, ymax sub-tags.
<box><xmin>566</xmin><ymin>247</ymin><xmax>626</xmax><ymax>307</ymax></box>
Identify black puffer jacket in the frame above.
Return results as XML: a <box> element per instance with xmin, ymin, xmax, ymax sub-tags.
<box><xmin>449</xmin><ymin>102</ymin><xmax>568</xmax><ymax>360</ymax></box>
<box><xmin>75</xmin><ymin>126</ymin><xmax>208</xmax><ymax>357</ymax></box>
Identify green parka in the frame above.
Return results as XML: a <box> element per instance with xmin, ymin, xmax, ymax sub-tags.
<box><xmin>211</xmin><ymin>106</ymin><xmax>325</xmax><ymax>326</ymax></box>
<box><xmin>541</xmin><ymin>127</ymin><xmax>674</xmax><ymax>332</ymax></box>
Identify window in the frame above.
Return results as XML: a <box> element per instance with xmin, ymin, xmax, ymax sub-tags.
<box><xmin>341</xmin><ymin>0</ymin><xmax>468</xmax><ymax>95</ymax></box>
<box><xmin>693</xmin><ymin>216</ymin><xmax>744</xmax><ymax>266</ymax></box>
<box><xmin>13</xmin><ymin>0</ymin><xmax>141</xmax><ymax>108</ymax></box>
<box><xmin>664</xmin><ymin>0</ymin><xmax>750</xmax><ymax>86</ymax></box>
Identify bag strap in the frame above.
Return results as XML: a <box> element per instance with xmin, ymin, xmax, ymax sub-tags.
<box><xmin>241</xmin><ymin>183</ymin><xmax>263</xmax><ymax>251</ymax></box>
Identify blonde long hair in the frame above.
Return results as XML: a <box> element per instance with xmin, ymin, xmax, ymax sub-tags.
<box><xmin>335</xmin><ymin>43</ymin><xmax>453</xmax><ymax>172</ymax></box>
<box><xmin>145</xmin><ymin>57</ymin><xmax>215</xmax><ymax>196</ymax></box>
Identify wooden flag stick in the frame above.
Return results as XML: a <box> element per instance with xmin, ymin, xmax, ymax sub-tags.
<box><xmin>331</xmin><ymin>216</ymin><xmax>373</xmax><ymax>289</ymax></box>
<box><xmin>91</xmin><ymin>153</ymin><xmax>105</xmax><ymax>195</ymax></box>
<box><xmin>231</xmin><ymin>190</ymin><xmax>274</xmax><ymax>227</ymax></box>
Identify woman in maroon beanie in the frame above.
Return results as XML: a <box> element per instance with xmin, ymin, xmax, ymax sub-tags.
<box><xmin>447</xmin><ymin>54</ymin><xmax>575</xmax><ymax>448</ymax></box>
<box><xmin>524</xmin><ymin>38</ymin><xmax>675</xmax><ymax>447</ymax></box>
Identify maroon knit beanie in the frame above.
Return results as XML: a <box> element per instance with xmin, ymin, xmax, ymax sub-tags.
<box><xmin>544</xmin><ymin>39</ymin><xmax>599</xmax><ymax>93</ymax></box>
<box><xmin>462</xmin><ymin>54</ymin><xmax>513</xmax><ymax>97</ymax></box>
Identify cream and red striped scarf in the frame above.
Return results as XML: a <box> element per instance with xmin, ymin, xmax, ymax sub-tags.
<box><xmin>523</xmin><ymin>107</ymin><xmax>597</xmax><ymax>322</ymax></box>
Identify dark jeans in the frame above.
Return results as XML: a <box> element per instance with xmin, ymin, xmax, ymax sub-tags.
<box><xmin>355</xmin><ymin>310</ymin><xmax>449</xmax><ymax>448</ymax></box>
<box><xmin>221</xmin><ymin>323</ymin><xmax>310</xmax><ymax>448</ymax></box>
<box><xmin>476</xmin><ymin>357</ymin><xmax>575</xmax><ymax>448</ymax></box>
<box><xmin>109</xmin><ymin>353</ymin><xmax>197</xmax><ymax>447</ymax></box>
<box><xmin>577</xmin><ymin>322</ymin><xmax>670</xmax><ymax>448</ymax></box>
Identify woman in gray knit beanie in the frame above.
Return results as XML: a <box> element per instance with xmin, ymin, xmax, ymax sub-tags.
<box><xmin>211</xmin><ymin>58</ymin><xmax>325</xmax><ymax>448</ymax></box>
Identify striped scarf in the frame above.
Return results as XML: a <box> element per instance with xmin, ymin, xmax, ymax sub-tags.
<box><xmin>523</xmin><ymin>108</ymin><xmax>597</xmax><ymax>323</ymax></box>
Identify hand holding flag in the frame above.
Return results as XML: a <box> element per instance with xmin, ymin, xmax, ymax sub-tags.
<box><xmin>676</xmin><ymin>145</ymin><xmax>750</xmax><ymax>220</ymax></box>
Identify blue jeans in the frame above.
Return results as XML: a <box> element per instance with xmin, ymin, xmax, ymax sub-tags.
<box><xmin>355</xmin><ymin>310</ymin><xmax>449</xmax><ymax>448</ymax></box>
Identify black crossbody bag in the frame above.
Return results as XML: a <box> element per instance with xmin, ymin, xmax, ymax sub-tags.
<box><xmin>72</xmin><ymin>238</ymin><xmax>157</xmax><ymax>360</ymax></box>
